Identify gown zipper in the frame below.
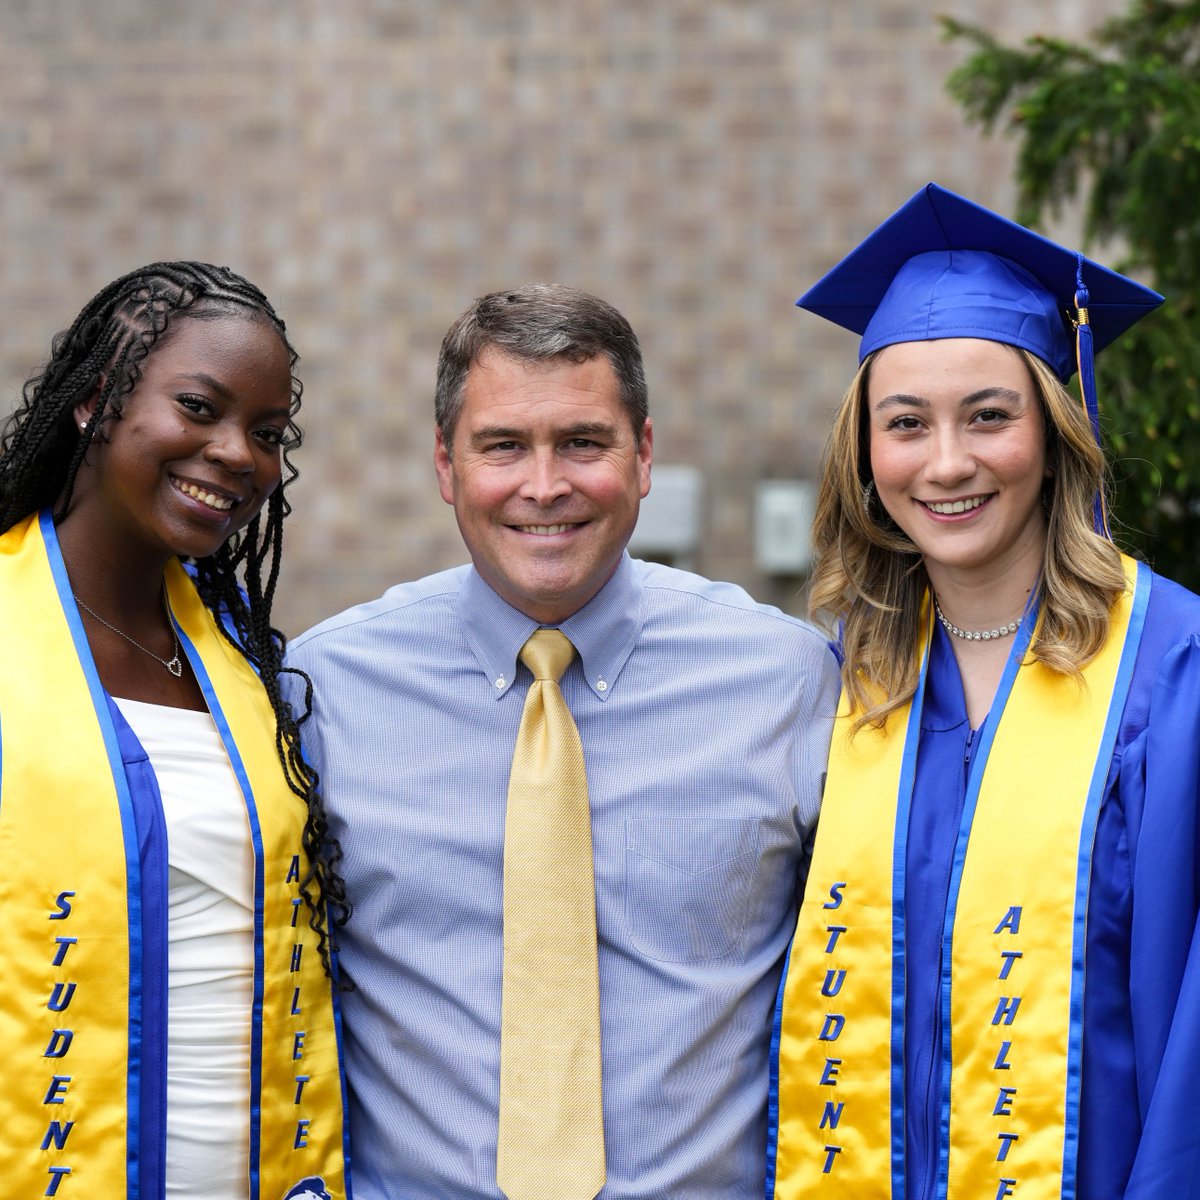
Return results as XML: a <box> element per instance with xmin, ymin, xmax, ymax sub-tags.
<box><xmin>915</xmin><ymin>724</ymin><xmax>976</xmax><ymax>1200</ymax></box>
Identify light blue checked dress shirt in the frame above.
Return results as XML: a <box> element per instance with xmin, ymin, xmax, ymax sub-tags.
<box><xmin>284</xmin><ymin>554</ymin><xmax>839</xmax><ymax>1199</ymax></box>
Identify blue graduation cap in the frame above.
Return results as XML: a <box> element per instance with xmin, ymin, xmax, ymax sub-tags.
<box><xmin>797</xmin><ymin>182</ymin><xmax>1163</xmax><ymax>533</ymax></box>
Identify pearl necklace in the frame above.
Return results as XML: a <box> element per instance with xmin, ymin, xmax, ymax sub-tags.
<box><xmin>933</xmin><ymin>596</ymin><xmax>1022</xmax><ymax>642</ymax></box>
<box><xmin>75</xmin><ymin>587</ymin><xmax>184</xmax><ymax>677</ymax></box>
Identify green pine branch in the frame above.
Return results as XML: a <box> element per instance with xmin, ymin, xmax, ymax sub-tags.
<box><xmin>941</xmin><ymin>1</ymin><xmax>1200</xmax><ymax>583</ymax></box>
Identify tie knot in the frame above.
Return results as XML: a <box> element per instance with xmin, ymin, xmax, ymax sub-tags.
<box><xmin>520</xmin><ymin>629</ymin><xmax>576</xmax><ymax>683</ymax></box>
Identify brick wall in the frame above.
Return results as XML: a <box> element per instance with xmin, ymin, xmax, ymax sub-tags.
<box><xmin>0</xmin><ymin>0</ymin><xmax>1131</xmax><ymax>631</ymax></box>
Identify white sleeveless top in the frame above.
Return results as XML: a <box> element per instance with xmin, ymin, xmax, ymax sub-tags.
<box><xmin>114</xmin><ymin>698</ymin><xmax>253</xmax><ymax>1199</ymax></box>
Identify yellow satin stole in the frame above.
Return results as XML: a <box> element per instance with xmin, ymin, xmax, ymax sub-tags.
<box><xmin>0</xmin><ymin>511</ymin><xmax>348</xmax><ymax>1199</ymax></box>
<box><xmin>772</xmin><ymin>557</ymin><xmax>1146</xmax><ymax>1199</ymax></box>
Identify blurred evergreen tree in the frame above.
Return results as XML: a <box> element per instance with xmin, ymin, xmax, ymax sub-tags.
<box><xmin>942</xmin><ymin>1</ymin><xmax>1200</xmax><ymax>586</ymax></box>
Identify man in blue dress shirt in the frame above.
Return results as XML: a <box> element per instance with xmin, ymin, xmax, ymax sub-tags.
<box><xmin>284</xmin><ymin>284</ymin><xmax>840</xmax><ymax>1199</ymax></box>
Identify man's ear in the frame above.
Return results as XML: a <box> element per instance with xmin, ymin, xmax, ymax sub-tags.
<box><xmin>434</xmin><ymin>425</ymin><xmax>456</xmax><ymax>506</ymax></box>
<box><xmin>637</xmin><ymin>418</ymin><xmax>653</xmax><ymax>499</ymax></box>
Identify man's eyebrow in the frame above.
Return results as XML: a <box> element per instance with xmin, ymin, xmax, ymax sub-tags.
<box><xmin>559</xmin><ymin>421</ymin><xmax>618</xmax><ymax>437</ymax></box>
<box><xmin>468</xmin><ymin>421</ymin><xmax>618</xmax><ymax>442</ymax></box>
<box><xmin>467</xmin><ymin>425</ymin><xmax>523</xmax><ymax>443</ymax></box>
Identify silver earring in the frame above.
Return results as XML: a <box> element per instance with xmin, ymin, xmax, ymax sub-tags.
<box><xmin>80</xmin><ymin>421</ymin><xmax>87</xmax><ymax>430</ymax></box>
<box><xmin>861</xmin><ymin>478</ymin><xmax>876</xmax><ymax>509</ymax></box>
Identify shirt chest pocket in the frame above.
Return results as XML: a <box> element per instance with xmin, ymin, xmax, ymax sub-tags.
<box><xmin>623</xmin><ymin>817</ymin><xmax>761</xmax><ymax>963</ymax></box>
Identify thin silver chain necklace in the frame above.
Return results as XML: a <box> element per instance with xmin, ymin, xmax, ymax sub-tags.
<box><xmin>75</xmin><ymin>586</ymin><xmax>184</xmax><ymax>677</ymax></box>
<box><xmin>933</xmin><ymin>596</ymin><xmax>1022</xmax><ymax>642</ymax></box>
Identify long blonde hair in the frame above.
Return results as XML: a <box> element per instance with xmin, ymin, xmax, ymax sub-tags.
<box><xmin>807</xmin><ymin>345</ymin><xmax>1127</xmax><ymax>731</ymax></box>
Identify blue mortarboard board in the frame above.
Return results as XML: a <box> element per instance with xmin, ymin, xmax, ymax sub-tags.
<box><xmin>797</xmin><ymin>182</ymin><xmax>1163</xmax><ymax>532</ymax></box>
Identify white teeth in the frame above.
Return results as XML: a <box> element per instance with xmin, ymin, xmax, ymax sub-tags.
<box><xmin>926</xmin><ymin>496</ymin><xmax>987</xmax><ymax>514</ymax></box>
<box><xmin>519</xmin><ymin>524</ymin><xmax>572</xmax><ymax>536</ymax></box>
<box><xmin>175</xmin><ymin>480</ymin><xmax>235</xmax><ymax>511</ymax></box>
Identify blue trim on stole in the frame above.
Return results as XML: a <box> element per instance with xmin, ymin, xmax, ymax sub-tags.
<box><xmin>39</xmin><ymin>510</ymin><xmax>151</xmax><ymax>1198</ymax></box>
<box><xmin>1060</xmin><ymin>561</ymin><xmax>1151</xmax><ymax>1196</ymax></box>
<box><xmin>108</xmin><ymin>697</ymin><xmax>170</xmax><ymax>1197</ymax></box>
<box><xmin>169</xmin><ymin>614</ymin><xmax>271</xmax><ymax>1200</ymax></box>
<box><xmin>328</xmin><ymin>942</ymin><xmax>355</xmax><ymax>1193</ymax></box>
<box><xmin>890</xmin><ymin>626</ymin><xmax>934</xmax><ymax>1200</ymax></box>
<box><xmin>766</xmin><ymin>936</ymin><xmax>791</xmax><ymax>1198</ymax></box>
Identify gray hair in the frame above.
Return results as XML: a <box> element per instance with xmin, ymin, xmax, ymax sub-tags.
<box><xmin>435</xmin><ymin>283</ymin><xmax>648</xmax><ymax>446</ymax></box>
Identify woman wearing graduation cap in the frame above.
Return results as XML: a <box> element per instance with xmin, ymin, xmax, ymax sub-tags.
<box><xmin>769</xmin><ymin>184</ymin><xmax>1200</xmax><ymax>1199</ymax></box>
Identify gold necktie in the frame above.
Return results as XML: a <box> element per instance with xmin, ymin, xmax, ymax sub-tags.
<box><xmin>497</xmin><ymin>629</ymin><xmax>606</xmax><ymax>1200</ymax></box>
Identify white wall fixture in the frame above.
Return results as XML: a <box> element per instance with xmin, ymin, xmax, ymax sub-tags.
<box><xmin>628</xmin><ymin>464</ymin><xmax>703</xmax><ymax>571</ymax></box>
<box><xmin>755</xmin><ymin>480</ymin><xmax>816</xmax><ymax>575</ymax></box>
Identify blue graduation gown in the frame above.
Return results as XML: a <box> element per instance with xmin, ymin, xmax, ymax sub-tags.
<box><xmin>904</xmin><ymin>571</ymin><xmax>1200</xmax><ymax>1198</ymax></box>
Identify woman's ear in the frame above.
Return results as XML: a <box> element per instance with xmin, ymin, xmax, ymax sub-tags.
<box><xmin>72</xmin><ymin>375</ymin><xmax>106</xmax><ymax>432</ymax></box>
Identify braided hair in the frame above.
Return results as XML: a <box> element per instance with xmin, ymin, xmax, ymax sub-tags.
<box><xmin>0</xmin><ymin>261</ymin><xmax>350</xmax><ymax>975</ymax></box>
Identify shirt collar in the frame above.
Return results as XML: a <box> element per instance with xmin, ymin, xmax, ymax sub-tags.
<box><xmin>458</xmin><ymin>553</ymin><xmax>644</xmax><ymax>701</ymax></box>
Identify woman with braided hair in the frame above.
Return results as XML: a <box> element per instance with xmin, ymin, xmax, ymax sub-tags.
<box><xmin>0</xmin><ymin>262</ymin><xmax>351</xmax><ymax>1198</ymax></box>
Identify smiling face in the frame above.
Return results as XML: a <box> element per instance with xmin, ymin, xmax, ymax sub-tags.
<box><xmin>867</xmin><ymin>337</ymin><xmax>1051</xmax><ymax>589</ymax></box>
<box><xmin>66</xmin><ymin>311</ymin><xmax>293</xmax><ymax>567</ymax></box>
<box><xmin>434</xmin><ymin>347</ymin><xmax>652</xmax><ymax>624</ymax></box>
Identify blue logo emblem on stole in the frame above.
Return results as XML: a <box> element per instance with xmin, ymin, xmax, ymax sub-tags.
<box><xmin>281</xmin><ymin>1175</ymin><xmax>332</xmax><ymax>1200</ymax></box>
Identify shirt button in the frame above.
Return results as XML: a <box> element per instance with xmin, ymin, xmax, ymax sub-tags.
<box><xmin>596</xmin><ymin>679</ymin><xmax>608</xmax><ymax>692</ymax></box>
<box><xmin>495</xmin><ymin>677</ymin><xmax>505</xmax><ymax>689</ymax></box>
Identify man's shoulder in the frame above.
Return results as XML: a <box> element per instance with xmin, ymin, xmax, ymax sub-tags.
<box><xmin>288</xmin><ymin>565</ymin><xmax>470</xmax><ymax>660</ymax></box>
<box><xmin>633</xmin><ymin>558</ymin><xmax>830</xmax><ymax>650</ymax></box>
